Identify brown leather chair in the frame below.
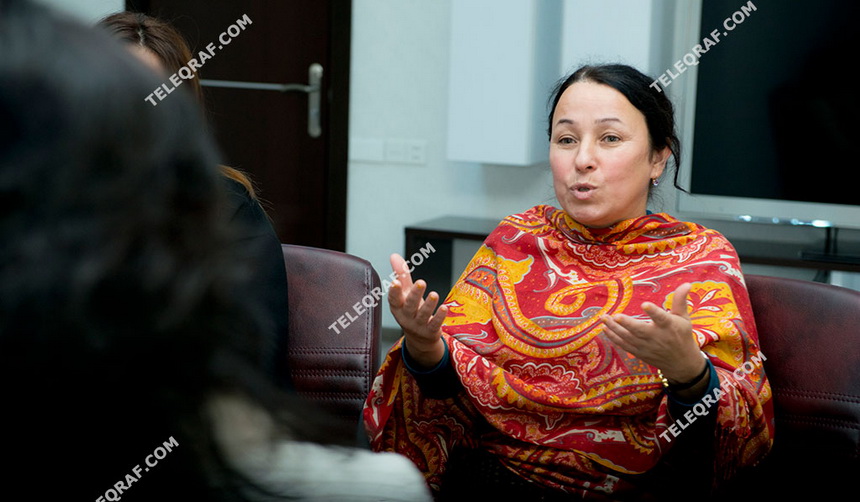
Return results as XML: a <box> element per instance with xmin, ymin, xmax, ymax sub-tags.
<box><xmin>279</xmin><ymin>244</ymin><xmax>381</xmax><ymax>427</ymax></box>
<box><xmin>717</xmin><ymin>274</ymin><xmax>860</xmax><ymax>498</ymax></box>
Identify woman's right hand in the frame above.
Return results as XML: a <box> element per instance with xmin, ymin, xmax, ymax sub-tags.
<box><xmin>387</xmin><ymin>253</ymin><xmax>448</xmax><ymax>369</ymax></box>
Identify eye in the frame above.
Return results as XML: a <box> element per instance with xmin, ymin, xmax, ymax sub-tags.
<box><xmin>603</xmin><ymin>135</ymin><xmax>621</xmax><ymax>143</ymax></box>
<box><xmin>555</xmin><ymin>136</ymin><xmax>576</xmax><ymax>145</ymax></box>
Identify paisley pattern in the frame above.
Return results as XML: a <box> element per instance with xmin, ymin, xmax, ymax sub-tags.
<box><xmin>364</xmin><ymin>205</ymin><xmax>774</xmax><ymax>496</ymax></box>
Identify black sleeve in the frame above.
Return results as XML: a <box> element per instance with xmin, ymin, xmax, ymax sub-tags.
<box><xmin>652</xmin><ymin>358</ymin><xmax>721</xmax><ymax>494</ymax></box>
<box><xmin>221</xmin><ymin>177</ymin><xmax>291</xmax><ymax>389</ymax></box>
<box><xmin>401</xmin><ymin>339</ymin><xmax>462</xmax><ymax>399</ymax></box>
<box><xmin>665</xmin><ymin>358</ymin><xmax>720</xmax><ymax>419</ymax></box>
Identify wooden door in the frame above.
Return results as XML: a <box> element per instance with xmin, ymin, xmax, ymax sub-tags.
<box><xmin>127</xmin><ymin>0</ymin><xmax>349</xmax><ymax>250</ymax></box>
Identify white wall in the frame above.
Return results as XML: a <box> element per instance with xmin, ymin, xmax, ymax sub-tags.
<box><xmin>33</xmin><ymin>0</ymin><xmax>857</xmax><ymax>335</ymax></box>
<box><xmin>37</xmin><ymin>0</ymin><xmax>123</xmax><ymax>22</ymax></box>
<box><xmin>34</xmin><ymin>0</ymin><xmax>649</xmax><ymax>333</ymax></box>
<box><xmin>561</xmin><ymin>0</ymin><xmax>664</xmax><ymax>75</ymax></box>
<box><xmin>348</xmin><ymin>0</ymin><xmax>667</xmax><ymax>329</ymax></box>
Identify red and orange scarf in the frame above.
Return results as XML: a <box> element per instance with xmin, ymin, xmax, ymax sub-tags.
<box><xmin>364</xmin><ymin>205</ymin><xmax>774</xmax><ymax>495</ymax></box>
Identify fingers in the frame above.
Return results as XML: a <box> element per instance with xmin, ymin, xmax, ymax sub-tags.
<box><xmin>601</xmin><ymin>313</ymin><xmax>638</xmax><ymax>353</ymax></box>
<box><xmin>602</xmin><ymin>311</ymin><xmax>680</xmax><ymax>369</ymax></box>
<box><xmin>427</xmin><ymin>303</ymin><xmax>449</xmax><ymax>332</ymax></box>
<box><xmin>389</xmin><ymin>253</ymin><xmax>413</xmax><ymax>290</ymax></box>
<box><xmin>397</xmin><ymin>281</ymin><xmax>443</xmax><ymax>322</ymax></box>
<box><xmin>641</xmin><ymin>283</ymin><xmax>692</xmax><ymax>326</ymax></box>
<box><xmin>602</xmin><ymin>283</ymin><xmax>697</xmax><ymax>367</ymax></box>
<box><xmin>418</xmin><ymin>289</ymin><xmax>442</xmax><ymax>320</ymax></box>
<box><xmin>602</xmin><ymin>312</ymin><xmax>659</xmax><ymax>351</ymax></box>
<box><xmin>403</xmin><ymin>280</ymin><xmax>431</xmax><ymax>314</ymax></box>
<box><xmin>386</xmin><ymin>269</ymin><xmax>447</xmax><ymax>335</ymax></box>
<box><xmin>669</xmin><ymin>283</ymin><xmax>692</xmax><ymax>318</ymax></box>
<box><xmin>641</xmin><ymin>302</ymin><xmax>670</xmax><ymax>326</ymax></box>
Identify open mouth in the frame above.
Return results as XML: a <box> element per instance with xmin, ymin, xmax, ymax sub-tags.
<box><xmin>571</xmin><ymin>183</ymin><xmax>596</xmax><ymax>199</ymax></box>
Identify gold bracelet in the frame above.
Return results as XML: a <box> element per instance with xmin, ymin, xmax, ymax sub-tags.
<box><xmin>656</xmin><ymin>369</ymin><xmax>670</xmax><ymax>388</ymax></box>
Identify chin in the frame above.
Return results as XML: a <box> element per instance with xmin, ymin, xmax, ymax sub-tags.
<box><xmin>556</xmin><ymin>203</ymin><xmax>592</xmax><ymax>225</ymax></box>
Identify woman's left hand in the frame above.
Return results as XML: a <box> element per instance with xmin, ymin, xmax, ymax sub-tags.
<box><xmin>601</xmin><ymin>283</ymin><xmax>706</xmax><ymax>384</ymax></box>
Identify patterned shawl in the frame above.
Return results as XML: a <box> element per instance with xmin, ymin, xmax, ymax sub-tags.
<box><xmin>364</xmin><ymin>205</ymin><xmax>774</xmax><ymax>496</ymax></box>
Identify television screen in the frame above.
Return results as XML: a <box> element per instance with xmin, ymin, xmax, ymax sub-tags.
<box><xmin>689</xmin><ymin>0</ymin><xmax>859</xmax><ymax>208</ymax></box>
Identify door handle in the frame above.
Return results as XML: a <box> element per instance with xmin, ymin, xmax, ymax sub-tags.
<box><xmin>200</xmin><ymin>63</ymin><xmax>323</xmax><ymax>138</ymax></box>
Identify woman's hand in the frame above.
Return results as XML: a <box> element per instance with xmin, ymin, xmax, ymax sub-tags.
<box><xmin>387</xmin><ymin>253</ymin><xmax>448</xmax><ymax>369</ymax></box>
<box><xmin>601</xmin><ymin>283</ymin><xmax>706</xmax><ymax>386</ymax></box>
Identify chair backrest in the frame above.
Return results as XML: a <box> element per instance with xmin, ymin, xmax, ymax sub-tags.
<box><xmin>737</xmin><ymin>274</ymin><xmax>860</xmax><ymax>489</ymax></box>
<box><xmin>279</xmin><ymin>244</ymin><xmax>381</xmax><ymax>425</ymax></box>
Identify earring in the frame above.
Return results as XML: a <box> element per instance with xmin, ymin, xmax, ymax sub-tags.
<box><xmin>651</xmin><ymin>178</ymin><xmax>660</xmax><ymax>187</ymax></box>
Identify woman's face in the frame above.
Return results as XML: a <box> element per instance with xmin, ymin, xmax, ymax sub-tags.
<box><xmin>549</xmin><ymin>81</ymin><xmax>668</xmax><ymax>228</ymax></box>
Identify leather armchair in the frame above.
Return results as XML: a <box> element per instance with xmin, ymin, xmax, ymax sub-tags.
<box><xmin>275</xmin><ymin>244</ymin><xmax>860</xmax><ymax>496</ymax></box>
<box><xmin>278</xmin><ymin>244</ymin><xmax>381</xmax><ymax>426</ymax></box>
<box><xmin>717</xmin><ymin>274</ymin><xmax>860</xmax><ymax>498</ymax></box>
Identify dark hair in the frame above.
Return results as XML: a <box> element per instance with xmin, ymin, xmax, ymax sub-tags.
<box><xmin>98</xmin><ymin>11</ymin><xmax>205</xmax><ymax>102</ymax></box>
<box><xmin>547</xmin><ymin>64</ymin><xmax>684</xmax><ymax>191</ymax></box>
<box><xmin>0</xmin><ymin>1</ymin><xmax>335</xmax><ymax>499</ymax></box>
<box><xmin>97</xmin><ymin>11</ymin><xmax>258</xmax><ymax>198</ymax></box>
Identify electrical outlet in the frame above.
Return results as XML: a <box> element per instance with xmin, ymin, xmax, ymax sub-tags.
<box><xmin>385</xmin><ymin>139</ymin><xmax>426</xmax><ymax>165</ymax></box>
<box><xmin>405</xmin><ymin>140</ymin><xmax>426</xmax><ymax>164</ymax></box>
<box><xmin>353</xmin><ymin>138</ymin><xmax>427</xmax><ymax>165</ymax></box>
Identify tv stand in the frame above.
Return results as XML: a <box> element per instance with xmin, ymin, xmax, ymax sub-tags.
<box><xmin>800</xmin><ymin>228</ymin><xmax>860</xmax><ymax>266</ymax></box>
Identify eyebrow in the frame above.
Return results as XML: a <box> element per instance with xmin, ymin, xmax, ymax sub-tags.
<box><xmin>554</xmin><ymin>117</ymin><xmax>624</xmax><ymax>127</ymax></box>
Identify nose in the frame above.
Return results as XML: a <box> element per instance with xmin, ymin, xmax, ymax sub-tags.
<box><xmin>573</xmin><ymin>140</ymin><xmax>596</xmax><ymax>172</ymax></box>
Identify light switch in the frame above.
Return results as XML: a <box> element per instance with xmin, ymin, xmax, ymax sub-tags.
<box><xmin>405</xmin><ymin>140</ymin><xmax>426</xmax><ymax>164</ymax></box>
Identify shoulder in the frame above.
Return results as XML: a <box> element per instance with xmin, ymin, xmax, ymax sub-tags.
<box><xmin>220</xmin><ymin>176</ymin><xmax>273</xmax><ymax>235</ymax></box>
<box><xmin>656</xmin><ymin>214</ymin><xmax>741</xmax><ymax>259</ymax></box>
<box><xmin>674</xmin><ymin>216</ymin><xmax>736</xmax><ymax>248</ymax></box>
<box><xmin>222</xmin><ymin>176</ymin><xmax>255</xmax><ymax>211</ymax></box>
<box><xmin>653</xmin><ymin>213</ymin><xmax>731</xmax><ymax>240</ymax></box>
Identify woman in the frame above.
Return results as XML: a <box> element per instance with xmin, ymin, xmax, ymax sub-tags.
<box><xmin>365</xmin><ymin>64</ymin><xmax>774</xmax><ymax>499</ymax></box>
<box><xmin>98</xmin><ymin>12</ymin><xmax>291</xmax><ymax>387</ymax></box>
<box><xmin>0</xmin><ymin>1</ymin><xmax>431</xmax><ymax>500</ymax></box>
